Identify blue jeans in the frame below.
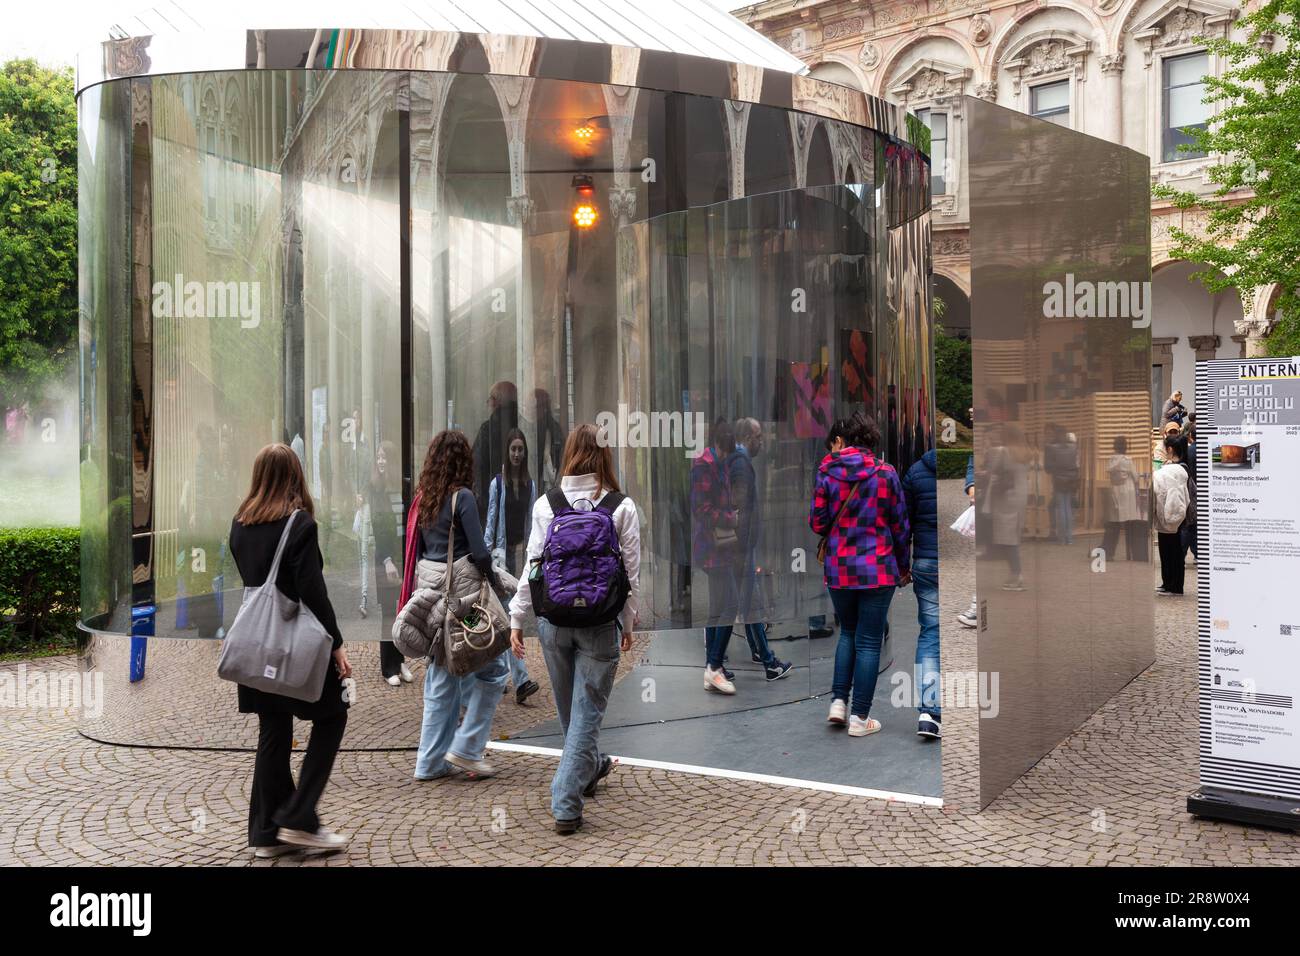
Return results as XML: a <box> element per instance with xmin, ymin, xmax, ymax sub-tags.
<box><xmin>828</xmin><ymin>585</ymin><xmax>896</xmax><ymax>718</ymax></box>
<box><xmin>538</xmin><ymin>618</ymin><xmax>620</xmax><ymax>822</ymax></box>
<box><xmin>414</xmin><ymin>653</ymin><xmax>508</xmax><ymax>778</ymax></box>
<box><xmin>506</xmin><ymin>651</ymin><xmax>531</xmax><ymax>688</ymax></box>
<box><xmin>911</xmin><ymin>558</ymin><xmax>940</xmax><ymax>717</ymax></box>
<box><xmin>1052</xmin><ymin>491</ymin><xmax>1074</xmax><ymax>544</ymax></box>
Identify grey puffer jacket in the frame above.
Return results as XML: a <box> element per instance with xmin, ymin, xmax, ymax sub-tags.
<box><xmin>392</xmin><ymin>558</ymin><xmax>518</xmax><ymax>665</ymax></box>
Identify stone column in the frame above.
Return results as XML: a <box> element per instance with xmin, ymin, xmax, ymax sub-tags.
<box><xmin>1230</xmin><ymin>333</ymin><xmax>1247</xmax><ymax>358</ymax></box>
<box><xmin>1187</xmin><ymin>334</ymin><xmax>1220</xmax><ymax>364</ymax></box>
<box><xmin>1235</xmin><ymin>318</ymin><xmax>1272</xmax><ymax>358</ymax></box>
<box><xmin>1099</xmin><ymin>54</ymin><xmax>1124</xmax><ymax>144</ymax></box>
<box><xmin>1152</xmin><ymin>336</ymin><xmax>1178</xmax><ymax>415</ymax></box>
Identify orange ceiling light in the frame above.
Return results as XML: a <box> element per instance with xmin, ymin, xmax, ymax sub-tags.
<box><xmin>572</xmin><ymin>174</ymin><xmax>598</xmax><ymax>229</ymax></box>
<box><xmin>573</xmin><ymin>124</ymin><xmax>595</xmax><ymax>142</ymax></box>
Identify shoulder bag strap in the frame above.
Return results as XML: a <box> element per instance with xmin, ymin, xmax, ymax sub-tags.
<box><xmin>265</xmin><ymin>510</ymin><xmax>300</xmax><ymax>586</ymax></box>
<box><xmin>827</xmin><ymin>479</ymin><xmax>861</xmax><ymax>534</ymax></box>
<box><xmin>445</xmin><ymin>489</ymin><xmax>458</xmax><ymax>593</ymax></box>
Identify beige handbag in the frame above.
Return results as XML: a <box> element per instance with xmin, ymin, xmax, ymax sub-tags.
<box><xmin>441</xmin><ymin>490</ymin><xmax>511</xmax><ymax>676</ymax></box>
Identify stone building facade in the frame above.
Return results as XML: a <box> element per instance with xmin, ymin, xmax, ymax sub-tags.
<box><xmin>735</xmin><ymin>0</ymin><xmax>1281</xmax><ymax>417</ymax></box>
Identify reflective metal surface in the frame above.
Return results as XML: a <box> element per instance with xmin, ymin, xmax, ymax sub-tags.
<box><xmin>965</xmin><ymin>96</ymin><xmax>1154</xmax><ymax>808</ymax></box>
<box><xmin>78</xmin><ymin>62</ymin><xmax>934</xmax><ymax>790</ymax></box>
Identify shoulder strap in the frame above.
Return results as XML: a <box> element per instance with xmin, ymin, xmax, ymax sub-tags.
<box><xmin>446</xmin><ymin>489</ymin><xmax>458</xmax><ymax>591</ymax></box>
<box><xmin>546</xmin><ymin>487</ymin><xmax>572</xmax><ymax>516</ymax></box>
<box><xmin>827</xmin><ymin>480</ymin><xmax>862</xmax><ymax>532</ymax></box>
<box><xmin>266</xmin><ymin>510</ymin><xmax>300</xmax><ymax>583</ymax></box>
<box><xmin>596</xmin><ymin>491</ymin><xmax>625</xmax><ymax>515</ymax></box>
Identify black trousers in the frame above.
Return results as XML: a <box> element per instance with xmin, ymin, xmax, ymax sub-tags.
<box><xmin>1102</xmin><ymin>521</ymin><xmax>1149</xmax><ymax>562</ymax></box>
<box><xmin>1157</xmin><ymin>532</ymin><xmax>1185</xmax><ymax>594</ymax></box>
<box><xmin>249</xmin><ymin>710</ymin><xmax>348</xmax><ymax>846</ymax></box>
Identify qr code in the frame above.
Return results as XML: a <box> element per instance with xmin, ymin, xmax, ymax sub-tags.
<box><xmin>1282</xmin><ymin>625</ymin><xmax>1293</xmax><ymax>636</ymax></box>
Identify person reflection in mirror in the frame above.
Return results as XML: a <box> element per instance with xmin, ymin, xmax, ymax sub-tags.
<box><xmin>346</xmin><ymin>406</ymin><xmax>371</xmax><ymax>619</ymax></box>
<box><xmin>484</xmin><ymin>428</ymin><xmax>540</xmax><ymax>705</ymax></box>
<box><xmin>370</xmin><ymin>441</ymin><xmax>411</xmax><ymax>686</ymax></box>
<box><xmin>692</xmin><ymin>419</ymin><xmax>742</xmax><ymax>695</ymax></box>
<box><xmin>472</xmin><ymin>381</ymin><xmax>521</xmax><ymax>521</ymax></box>
<box><xmin>1044</xmin><ymin>424</ymin><xmax>1079</xmax><ymax>546</ymax></box>
<box><xmin>986</xmin><ymin>423</ymin><xmax>1029</xmax><ymax>591</ymax></box>
<box><xmin>1101</xmin><ymin>435</ymin><xmax>1145</xmax><ymax>562</ymax></box>
<box><xmin>533</xmin><ymin>388</ymin><xmax>564</xmax><ymax>493</ymax></box>
<box><xmin>810</xmin><ymin>413</ymin><xmax>910</xmax><ymax>737</ymax></box>
<box><xmin>729</xmin><ymin>418</ymin><xmax>792</xmax><ymax>681</ymax></box>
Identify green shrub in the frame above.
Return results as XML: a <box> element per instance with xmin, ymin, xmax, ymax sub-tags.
<box><xmin>0</xmin><ymin>527</ymin><xmax>79</xmax><ymax>653</ymax></box>
<box><xmin>936</xmin><ymin>447</ymin><xmax>972</xmax><ymax>481</ymax></box>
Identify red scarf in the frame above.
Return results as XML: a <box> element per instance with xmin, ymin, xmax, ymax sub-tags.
<box><xmin>398</xmin><ymin>490</ymin><xmax>422</xmax><ymax>611</ymax></box>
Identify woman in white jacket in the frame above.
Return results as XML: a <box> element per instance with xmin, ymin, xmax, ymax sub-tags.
<box><xmin>509</xmin><ymin>424</ymin><xmax>640</xmax><ymax>834</ymax></box>
<box><xmin>1153</xmin><ymin>433</ymin><xmax>1190</xmax><ymax>596</ymax></box>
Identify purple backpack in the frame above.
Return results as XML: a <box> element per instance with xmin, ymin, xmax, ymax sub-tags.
<box><xmin>528</xmin><ymin>488</ymin><xmax>630</xmax><ymax>627</ymax></box>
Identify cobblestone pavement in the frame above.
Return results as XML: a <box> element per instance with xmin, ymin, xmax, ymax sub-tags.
<box><xmin>2</xmin><ymin>482</ymin><xmax>1297</xmax><ymax>866</ymax></box>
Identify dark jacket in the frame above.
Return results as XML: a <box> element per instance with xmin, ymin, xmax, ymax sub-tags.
<box><xmin>418</xmin><ymin>488</ymin><xmax>500</xmax><ymax>590</ymax></box>
<box><xmin>902</xmin><ymin>449</ymin><xmax>938</xmax><ymax>561</ymax></box>
<box><xmin>727</xmin><ymin>447</ymin><xmax>762</xmax><ymax>555</ymax></box>
<box><xmin>229</xmin><ymin>511</ymin><xmax>347</xmax><ymax>720</ymax></box>
<box><xmin>809</xmin><ymin>447</ymin><xmax>910</xmax><ymax>589</ymax></box>
<box><xmin>690</xmin><ymin>446</ymin><xmax>736</xmax><ymax>570</ymax></box>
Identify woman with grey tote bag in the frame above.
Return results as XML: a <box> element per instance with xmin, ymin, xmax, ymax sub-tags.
<box><xmin>228</xmin><ymin>443</ymin><xmax>354</xmax><ymax>858</ymax></box>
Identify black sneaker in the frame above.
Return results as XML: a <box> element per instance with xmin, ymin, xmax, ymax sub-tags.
<box><xmin>555</xmin><ymin>817</ymin><xmax>583</xmax><ymax>835</ymax></box>
<box><xmin>515</xmin><ymin>680</ymin><xmax>540</xmax><ymax>705</ymax></box>
<box><xmin>583</xmin><ymin>755</ymin><xmax>614</xmax><ymax>797</ymax></box>
<box><xmin>917</xmin><ymin>713</ymin><xmax>942</xmax><ymax>739</ymax></box>
<box><xmin>765</xmin><ymin>659</ymin><xmax>793</xmax><ymax>681</ymax></box>
<box><xmin>751</xmin><ymin>653</ymin><xmax>764</xmax><ymax>664</ymax></box>
<box><xmin>723</xmin><ymin>667</ymin><xmax>736</xmax><ymax>681</ymax></box>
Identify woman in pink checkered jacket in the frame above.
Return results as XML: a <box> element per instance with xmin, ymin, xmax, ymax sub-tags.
<box><xmin>809</xmin><ymin>412</ymin><xmax>911</xmax><ymax>738</ymax></box>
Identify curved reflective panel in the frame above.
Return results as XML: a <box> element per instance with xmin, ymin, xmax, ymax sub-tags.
<box><xmin>78</xmin><ymin>66</ymin><xmax>934</xmax><ymax>798</ymax></box>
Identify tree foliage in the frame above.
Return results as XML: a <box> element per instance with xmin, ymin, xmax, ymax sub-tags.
<box><xmin>0</xmin><ymin>59</ymin><xmax>77</xmax><ymax>410</ymax></box>
<box><xmin>1151</xmin><ymin>2</ymin><xmax>1300</xmax><ymax>355</ymax></box>
<box><xmin>934</xmin><ymin>322</ymin><xmax>972</xmax><ymax>428</ymax></box>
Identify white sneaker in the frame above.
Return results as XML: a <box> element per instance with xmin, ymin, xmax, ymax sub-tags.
<box><xmin>275</xmin><ymin>827</ymin><xmax>350</xmax><ymax>852</ymax></box>
<box><xmin>827</xmin><ymin>698</ymin><xmax>847</xmax><ymax>725</ymax></box>
<box><xmin>386</xmin><ymin>674</ymin><xmax>401</xmax><ymax>687</ymax></box>
<box><xmin>848</xmin><ymin>715</ymin><xmax>882</xmax><ymax>737</ymax></box>
<box><xmin>252</xmin><ymin>844</ymin><xmax>298</xmax><ymax>859</ymax></box>
<box><xmin>956</xmin><ymin>609</ymin><xmax>978</xmax><ymax>628</ymax></box>
<box><xmin>703</xmin><ymin>666</ymin><xmax>736</xmax><ymax>695</ymax></box>
<box><xmin>445</xmin><ymin>752</ymin><xmax>497</xmax><ymax>777</ymax></box>
<box><xmin>399</xmin><ymin>663</ymin><xmax>414</xmax><ymax>683</ymax></box>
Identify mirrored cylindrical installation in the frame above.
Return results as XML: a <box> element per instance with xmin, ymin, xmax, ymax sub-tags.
<box><xmin>76</xmin><ymin>31</ymin><xmax>934</xmax><ymax>764</ymax></box>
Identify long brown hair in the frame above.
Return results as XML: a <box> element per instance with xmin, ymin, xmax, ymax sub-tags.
<box><xmin>417</xmin><ymin>429</ymin><xmax>474</xmax><ymax>529</ymax></box>
<box><xmin>559</xmin><ymin>423</ymin><xmax>621</xmax><ymax>497</ymax></box>
<box><xmin>235</xmin><ymin>443</ymin><xmax>315</xmax><ymax>525</ymax></box>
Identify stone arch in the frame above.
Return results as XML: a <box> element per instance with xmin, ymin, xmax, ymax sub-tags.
<box><xmin>990</xmin><ymin>2</ymin><xmax>1108</xmax><ymax>69</ymax></box>
<box><xmin>875</xmin><ymin>27</ymin><xmax>982</xmax><ymax>100</ymax></box>
<box><xmin>806</xmin><ymin>121</ymin><xmax>836</xmax><ymax>187</ymax></box>
<box><xmin>807</xmin><ymin>55</ymin><xmax>868</xmax><ymax>93</ymax></box>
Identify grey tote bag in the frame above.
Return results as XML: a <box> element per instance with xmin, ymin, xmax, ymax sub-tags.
<box><xmin>217</xmin><ymin>510</ymin><xmax>335</xmax><ymax>702</ymax></box>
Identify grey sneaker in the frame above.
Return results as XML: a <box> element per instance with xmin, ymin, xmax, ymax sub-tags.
<box><xmin>445</xmin><ymin>752</ymin><xmax>497</xmax><ymax>778</ymax></box>
<box><xmin>253</xmin><ymin>844</ymin><xmax>298</xmax><ymax>859</ymax></box>
<box><xmin>275</xmin><ymin>827</ymin><xmax>350</xmax><ymax>852</ymax></box>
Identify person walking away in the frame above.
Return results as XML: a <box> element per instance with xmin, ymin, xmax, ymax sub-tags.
<box><xmin>809</xmin><ymin>413</ymin><xmax>910</xmax><ymax>738</ymax></box>
<box><xmin>509</xmin><ymin>424</ymin><xmax>641</xmax><ymax>834</ymax></box>
<box><xmin>1154</xmin><ymin>434</ymin><xmax>1190</xmax><ymax>596</ymax></box>
<box><xmin>369</xmin><ymin>440</ymin><xmax>412</xmax><ymax>686</ymax></box>
<box><xmin>1044</xmin><ymin>425</ymin><xmax>1079</xmax><ymax>546</ymax></box>
<box><xmin>411</xmin><ymin>430</ymin><xmax>509</xmax><ymax>780</ymax></box>
<box><xmin>902</xmin><ymin>447</ymin><xmax>940</xmax><ymax>739</ymax></box>
<box><xmin>229</xmin><ymin>443</ymin><xmax>352</xmax><ymax>858</ymax></box>
<box><xmin>957</xmin><ymin>450</ymin><xmax>978</xmax><ymax>628</ymax></box>
<box><xmin>729</xmin><ymin>417</ymin><xmax>792</xmax><ymax>681</ymax></box>
<box><xmin>484</xmin><ymin>428</ymin><xmax>540</xmax><ymax>703</ymax></box>
<box><xmin>691</xmin><ymin>419</ymin><xmax>742</xmax><ymax>694</ymax></box>
<box><xmin>1101</xmin><ymin>436</ymin><xmax>1143</xmax><ymax>562</ymax></box>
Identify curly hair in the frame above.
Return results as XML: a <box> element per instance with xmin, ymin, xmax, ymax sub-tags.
<box><xmin>416</xmin><ymin>430</ymin><xmax>474</xmax><ymax>530</ymax></box>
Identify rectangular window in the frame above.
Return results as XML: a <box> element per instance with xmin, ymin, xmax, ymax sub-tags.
<box><xmin>917</xmin><ymin>108</ymin><xmax>948</xmax><ymax>196</ymax></box>
<box><xmin>1163</xmin><ymin>51</ymin><xmax>1209</xmax><ymax>162</ymax></box>
<box><xmin>1030</xmin><ymin>80</ymin><xmax>1070</xmax><ymax>126</ymax></box>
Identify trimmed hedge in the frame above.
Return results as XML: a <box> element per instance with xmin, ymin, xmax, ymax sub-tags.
<box><xmin>936</xmin><ymin>446</ymin><xmax>972</xmax><ymax>481</ymax></box>
<box><xmin>0</xmin><ymin>527</ymin><xmax>80</xmax><ymax>653</ymax></box>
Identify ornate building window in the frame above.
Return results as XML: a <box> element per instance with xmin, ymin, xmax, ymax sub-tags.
<box><xmin>1030</xmin><ymin>79</ymin><xmax>1070</xmax><ymax>126</ymax></box>
<box><xmin>916</xmin><ymin>108</ymin><xmax>949</xmax><ymax>195</ymax></box>
<box><xmin>1161</xmin><ymin>50</ymin><xmax>1209</xmax><ymax>162</ymax></box>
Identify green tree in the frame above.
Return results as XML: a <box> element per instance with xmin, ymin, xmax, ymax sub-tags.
<box><xmin>0</xmin><ymin>59</ymin><xmax>77</xmax><ymax>412</ymax></box>
<box><xmin>934</xmin><ymin>322</ymin><xmax>971</xmax><ymax>428</ymax></box>
<box><xmin>1151</xmin><ymin>2</ymin><xmax>1300</xmax><ymax>355</ymax></box>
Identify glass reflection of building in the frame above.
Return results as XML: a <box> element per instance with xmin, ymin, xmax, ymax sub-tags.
<box><xmin>77</xmin><ymin>16</ymin><xmax>933</xmax><ymax>750</ymax></box>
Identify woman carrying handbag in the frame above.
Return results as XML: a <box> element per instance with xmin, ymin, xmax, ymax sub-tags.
<box><xmin>409</xmin><ymin>430</ymin><xmax>509</xmax><ymax>781</ymax></box>
<box><xmin>227</xmin><ymin>443</ymin><xmax>353</xmax><ymax>858</ymax></box>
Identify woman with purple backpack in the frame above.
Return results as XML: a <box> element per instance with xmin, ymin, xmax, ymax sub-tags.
<box><xmin>809</xmin><ymin>412</ymin><xmax>911</xmax><ymax>738</ymax></box>
<box><xmin>509</xmin><ymin>424</ymin><xmax>641</xmax><ymax>834</ymax></box>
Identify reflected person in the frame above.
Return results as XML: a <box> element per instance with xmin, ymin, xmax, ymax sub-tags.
<box><xmin>986</xmin><ymin>423</ymin><xmax>1029</xmax><ymax>591</ymax></box>
<box><xmin>472</xmin><ymin>381</ymin><xmax>521</xmax><ymax>521</ymax></box>
<box><xmin>1044</xmin><ymin>424</ymin><xmax>1079</xmax><ymax>546</ymax></box>
<box><xmin>810</xmin><ymin>412</ymin><xmax>910</xmax><ymax>738</ymax></box>
<box><xmin>1101</xmin><ymin>435</ymin><xmax>1145</xmax><ymax>562</ymax></box>
<box><xmin>484</xmin><ymin>428</ymin><xmax>540</xmax><ymax>704</ymax></box>
<box><xmin>692</xmin><ymin>418</ymin><xmax>741</xmax><ymax>695</ymax></box>
<box><xmin>370</xmin><ymin>440</ymin><xmax>412</xmax><ymax>686</ymax></box>
<box><xmin>730</xmin><ymin>417</ymin><xmax>792</xmax><ymax>680</ymax></box>
<box><xmin>346</xmin><ymin>406</ymin><xmax>371</xmax><ymax>619</ymax></box>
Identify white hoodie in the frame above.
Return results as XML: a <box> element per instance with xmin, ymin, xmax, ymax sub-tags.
<box><xmin>1153</xmin><ymin>461</ymin><xmax>1189</xmax><ymax>533</ymax></box>
<box><xmin>508</xmin><ymin>474</ymin><xmax>641</xmax><ymax>632</ymax></box>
